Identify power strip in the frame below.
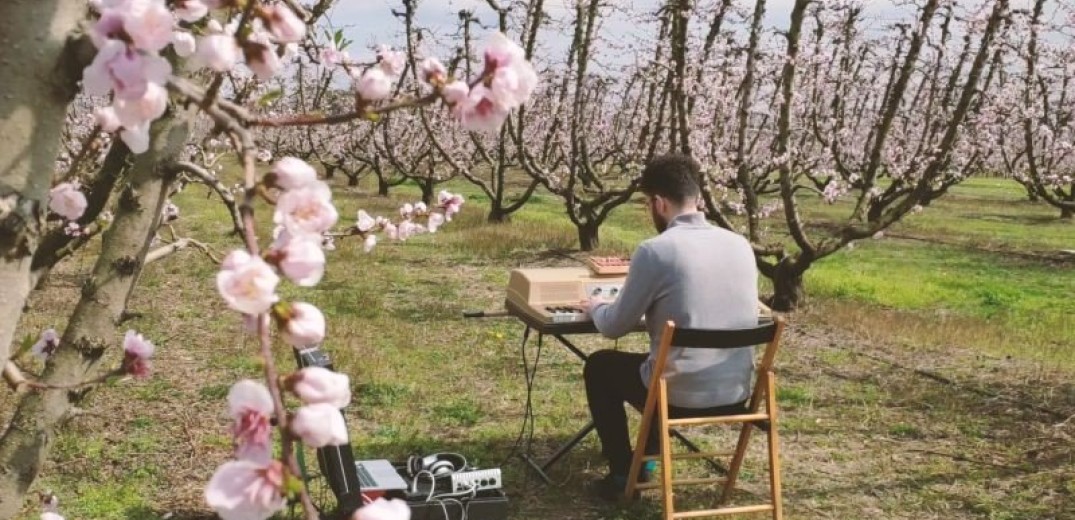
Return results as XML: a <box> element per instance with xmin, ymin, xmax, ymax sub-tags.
<box><xmin>450</xmin><ymin>468</ymin><xmax>502</xmax><ymax>493</ymax></box>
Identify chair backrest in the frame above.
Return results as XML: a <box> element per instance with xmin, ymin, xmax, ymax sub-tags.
<box><xmin>669</xmin><ymin>319</ymin><xmax>778</xmax><ymax>349</ymax></box>
<box><xmin>654</xmin><ymin>317</ymin><xmax>785</xmax><ymax>376</ymax></box>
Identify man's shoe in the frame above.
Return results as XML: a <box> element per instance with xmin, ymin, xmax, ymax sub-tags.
<box><xmin>591</xmin><ymin>473</ymin><xmax>639</xmax><ymax>502</ymax></box>
<box><xmin>639</xmin><ymin>460</ymin><xmax>657</xmax><ymax>483</ymax></box>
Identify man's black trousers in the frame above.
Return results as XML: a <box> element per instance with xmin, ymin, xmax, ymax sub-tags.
<box><xmin>583</xmin><ymin>349</ymin><xmax>747</xmax><ymax>475</ymax></box>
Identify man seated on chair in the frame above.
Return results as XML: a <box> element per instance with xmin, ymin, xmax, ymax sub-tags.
<box><xmin>580</xmin><ymin>153</ymin><xmax>759</xmax><ymax>501</ymax></box>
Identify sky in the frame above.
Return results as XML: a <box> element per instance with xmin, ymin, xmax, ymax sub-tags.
<box><xmin>319</xmin><ymin>0</ymin><xmax>915</xmax><ymax>62</ymax></box>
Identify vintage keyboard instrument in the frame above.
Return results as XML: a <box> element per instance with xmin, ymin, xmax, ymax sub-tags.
<box><xmin>504</xmin><ymin>266</ymin><xmax>630</xmax><ymax>332</ymax></box>
<box><xmin>498</xmin><ymin>261</ymin><xmax>771</xmax><ymax>334</ymax></box>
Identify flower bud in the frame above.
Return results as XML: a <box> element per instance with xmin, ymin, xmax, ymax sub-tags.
<box><xmin>292</xmin><ymin>404</ymin><xmax>348</xmax><ymax>447</ymax></box>
<box><xmin>286</xmin><ymin>366</ymin><xmax>351</xmax><ymax>408</ymax></box>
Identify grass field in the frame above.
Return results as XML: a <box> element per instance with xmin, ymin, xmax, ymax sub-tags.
<box><xmin>8</xmin><ymin>174</ymin><xmax>1074</xmax><ymax>519</ymax></box>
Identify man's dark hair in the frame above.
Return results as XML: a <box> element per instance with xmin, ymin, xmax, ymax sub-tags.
<box><xmin>638</xmin><ymin>154</ymin><xmax>702</xmax><ymax>204</ymax></box>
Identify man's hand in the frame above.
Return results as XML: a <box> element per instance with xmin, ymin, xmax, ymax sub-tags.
<box><xmin>579</xmin><ymin>296</ymin><xmax>609</xmax><ymax>316</ymax></box>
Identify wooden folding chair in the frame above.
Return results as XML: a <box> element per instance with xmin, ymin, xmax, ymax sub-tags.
<box><xmin>625</xmin><ymin>317</ymin><xmax>786</xmax><ymax>519</ymax></box>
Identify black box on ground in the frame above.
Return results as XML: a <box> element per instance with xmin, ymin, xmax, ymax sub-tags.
<box><xmin>405</xmin><ymin>489</ymin><xmax>509</xmax><ymax>520</ymax></box>
<box><xmin>393</xmin><ymin>463</ymin><xmax>509</xmax><ymax>520</ymax></box>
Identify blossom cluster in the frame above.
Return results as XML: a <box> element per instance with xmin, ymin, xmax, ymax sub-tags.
<box><xmin>29</xmin><ymin>327</ymin><xmax>154</xmax><ymax>379</ymax></box>
<box><xmin>217</xmin><ymin>158</ymin><xmax>336</xmax><ymax>344</ymax></box>
<box><xmin>82</xmin><ymin>0</ymin><xmax>307</xmax><ymax>153</ymax></box>
<box><xmin>48</xmin><ymin>182</ymin><xmax>88</xmax><ymax>222</ymax></box>
<box><xmin>208</xmin><ymin>156</ymin><xmax>427</xmax><ymax>519</ymax></box>
<box><xmin>321</xmin><ymin>32</ymin><xmax>538</xmax><ymax>134</ymax></box>
<box><xmin>205</xmin><ymin>367</ymin><xmax>350</xmax><ymax>519</ymax></box>
<box><xmin>351</xmin><ymin>190</ymin><xmax>466</xmax><ymax>252</ymax></box>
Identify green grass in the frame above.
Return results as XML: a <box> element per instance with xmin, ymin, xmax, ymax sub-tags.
<box><xmin>14</xmin><ymin>172</ymin><xmax>1074</xmax><ymax>519</ymax></box>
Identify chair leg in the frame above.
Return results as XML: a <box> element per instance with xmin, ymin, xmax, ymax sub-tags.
<box><xmin>766</xmin><ymin>371</ymin><xmax>783</xmax><ymax>520</ymax></box>
<box><xmin>626</xmin><ymin>379</ymin><xmax>661</xmax><ymax>500</ymax></box>
<box><xmin>719</xmin><ymin>419</ymin><xmax>753</xmax><ymax>505</ymax></box>
<box><xmin>658</xmin><ymin>379</ymin><xmax>675</xmax><ymax>520</ymax></box>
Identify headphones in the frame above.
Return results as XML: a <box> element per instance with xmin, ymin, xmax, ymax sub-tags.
<box><xmin>406</xmin><ymin>452</ymin><xmax>467</xmax><ymax>478</ymax></box>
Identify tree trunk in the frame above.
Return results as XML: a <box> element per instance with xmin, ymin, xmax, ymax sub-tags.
<box><xmin>0</xmin><ymin>112</ymin><xmax>190</xmax><ymax>519</ymax></box>
<box><xmin>577</xmin><ymin>221</ymin><xmax>600</xmax><ymax>251</ymax></box>
<box><xmin>1061</xmin><ymin>206</ymin><xmax>1073</xmax><ymax>220</ymax></box>
<box><xmin>347</xmin><ymin>174</ymin><xmax>359</xmax><ymax>187</ymax></box>
<box><xmin>0</xmin><ymin>0</ymin><xmax>88</xmax><ymax>365</ymax></box>
<box><xmin>323</xmin><ymin>164</ymin><xmax>336</xmax><ymax>179</ymax></box>
<box><xmin>770</xmin><ymin>257</ymin><xmax>806</xmax><ymax>312</ymax></box>
<box><xmin>487</xmin><ymin>204</ymin><xmax>510</xmax><ymax>223</ymax></box>
<box><xmin>419</xmin><ymin>182</ymin><xmax>434</xmax><ymax>206</ymax></box>
<box><xmin>377</xmin><ymin>177</ymin><xmax>391</xmax><ymax>197</ymax></box>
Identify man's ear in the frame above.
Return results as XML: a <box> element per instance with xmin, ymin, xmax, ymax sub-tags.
<box><xmin>653</xmin><ymin>195</ymin><xmax>666</xmax><ymax>213</ymax></box>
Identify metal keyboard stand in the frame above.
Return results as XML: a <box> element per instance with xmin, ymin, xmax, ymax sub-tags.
<box><xmin>469</xmin><ymin>302</ymin><xmax>727</xmax><ymax>484</ymax></box>
<box><xmin>517</xmin><ymin>328</ymin><xmax>594</xmax><ymax>484</ymax></box>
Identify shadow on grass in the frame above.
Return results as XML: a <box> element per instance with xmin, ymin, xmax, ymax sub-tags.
<box><xmin>969</xmin><ymin>212</ymin><xmax>1071</xmax><ymax>225</ymax></box>
<box><xmin>783</xmin><ymin>337</ymin><xmax>1075</xmax><ymax>518</ymax></box>
<box><xmin>121</xmin><ymin>509</ymin><xmax>217</xmax><ymax>520</ymax></box>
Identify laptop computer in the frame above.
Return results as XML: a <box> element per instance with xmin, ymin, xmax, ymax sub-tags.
<box><xmin>355</xmin><ymin>459</ymin><xmax>410</xmax><ymax>492</ymax></box>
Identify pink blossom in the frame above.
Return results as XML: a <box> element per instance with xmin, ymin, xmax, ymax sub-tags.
<box><xmin>205</xmin><ymin>460</ymin><xmax>286</xmax><ymax>520</ymax></box>
<box><xmin>438</xmin><ymin>191</ymin><xmax>465</xmax><ymax>221</ymax></box>
<box><xmin>49</xmin><ymin>182</ymin><xmax>88</xmax><ymax>221</ymax></box>
<box><xmin>363</xmin><ymin>234</ymin><xmax>377</xmax><ymax>253</ymax></box>
<box><xmin>122</xmin><ymin>329</ymin><xmax>155</xmax><ymax>379</ymax></box>
<box><xmin>41</xmin><ymin>513</ymin><xmax>65</xmax><ymax>520</ymax></box>
<box><xmin>89</xmin><ymin>10</ymin><xmax>126</xmax><ymax>49</ymax></box>
<box><xmin>113</xmin><ymin>82</ymin><xmax>168</xmax><ymax>129</ymax></box>
<box><xmin>275</xmin><ymin>236</ymin><xmax>325</xmax><ymax>287</ymax></box>
<box><xmin>420</xmin><ymin>58</ymin><xmax>446</xmax><ymax>83</ymax></box>
<box><xmin>263</xmin><ymin>4</ymin><xmax>305</xmax><ymax>43</ymax></box>
<box><xmin>352</xmin><ymin>498</ymin><xmax>412</xmax><ymax>520</ymax></box>
<box><xmin>413</xmin><ymin>202</ymin><xmax>427</xmax><ymax>213</ymax></box>
<box><xmin>397</xmin><ymin>220</ymin><xmax>417</xmax><ymax>241</ymax></box>
<box><xmin>278</xmin><ymin>302</ymin><xmax>326</xmax><ymax>347</ymax></box>
<box><xmin>217</xmin><ymin>250</ymin><xmax>280</xmax><ymax>314</ymax></box>
<box><xmin>399</xmin><ymin>203</ymin><xmax>413</xmax><ymax>217</ymax></box>
<box><xmin>273</xmin><ymin>183</ymin><xmax>338</xmax><ymax>238</ymax></box>
<box><xmin>320</xmin><ymin>46</ymin><xmax>346</xmax><ymax>66</ymax></box>
<box><xmin>162</xmin><ymin>200</ymin><xmax>179</xmax><ymax>222</ymax></box>
<box><xmin>244</xmin><ymin>39</ymin><xmax>282</xmax><ymax>81</ymax></box>
<box><xmin>173</xmin><ymin>0</ymin><xmax>209</xmax><ymax>22</ymax></box>
<box><xmin>269</xmin><ymin>157</ymin><xmax>317</xmax><ymax>191</ymax></box>
<box><xmin>196</xmin><ymin>33</ymin><xmax>240</xmax><ymax>72</ymax></box>
<box><xmin>82</xmin><ymin>40</ymin><xmax>171</xmax><ymax>100</ymax></box>
<box><xmin>441</xmin><ymin>81</ymin><xmax>469</xmax><ymax>105</ymax></box>
<box><xmin>63</xmin><ymin>222</ymin><xmax>82</xmax><ymax>237</ymax></box>
<box><xmin>120</xmin><ymin>125</ymin><xmax>151</xmax><ymax>154</ymax></box>
<box><xmin>377</xmin><ymin>45</ymin><xmax>406</xmax><ymax>77</ymax></box>
<box><xmin>31</xmin><ymin>328</ymin><xmax>60</xmax><ymax>361</ymax></box>
<box><xmin>822</xmin><ymin>179</ymin><xmax>844</xmax><ymax>204</ymax></box>
<box><xmin>95</xmin><ymin>106</ymin><xmax>122</xmax><ymax>132</ymax></box>
<box><xmin>356</xmin><ymin>210</ymin><xmax>376</xmax><ymax>233</ymax></box>
<box><xmin>291</xmin><ymin>403</ymin><xmax>348</xmax><ymax>447</ymax></box>
<box><xmin>124</xmin><ymin>0</ymin><xmax>174</xmax><ymax>53</ymax></box>
<box><xmin>383</xmin><ymin>222</ymin><xmax>398</xmax><ymax>240</ymax></box>
<box><xmin>482</xmin><ymin>32</ymin><xmax>524</xmax><ymax>72</ymax></box>
<box><xmin>289</xmin><ymin>366</ymin><xmax>351</xmax><ymax>408</ymax></box>
<box><xmin>427</xmin><ymin>212</ymin><xmax>445</xmax><ymax>233</ymax></box>
<box><xmin>356</xmin><ymin>68</ymin><xmax>393</xmax><ymax>101</ymax></box>
<box><xmin>481</xmin><ymin>32</ymin><xmax>537</xmax><ymax>110</ymax></box>
<box><xmin>228</xmin><ymin>380</ymin><xmax>274</xmax><ymax>463</ymax></box>
<box><xmin>172</xmin><ymin>31</ymin><xmax>197</xmax><ymax>57</ymax></box>
<box><xmin>458</xmin><ymin>85</ymin><xmax>510</xmax><ymax>134</ymax></box>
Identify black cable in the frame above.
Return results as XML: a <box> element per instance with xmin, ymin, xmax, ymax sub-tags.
<box><xmin>498</xmin><ymin>327</ymin><xmax>538</xmax><ymax>469</ymax></box>
<box><xmin>525</xmin><ymin>334</ymin><xmax>544</xmax><ymax>467</ymax></box>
